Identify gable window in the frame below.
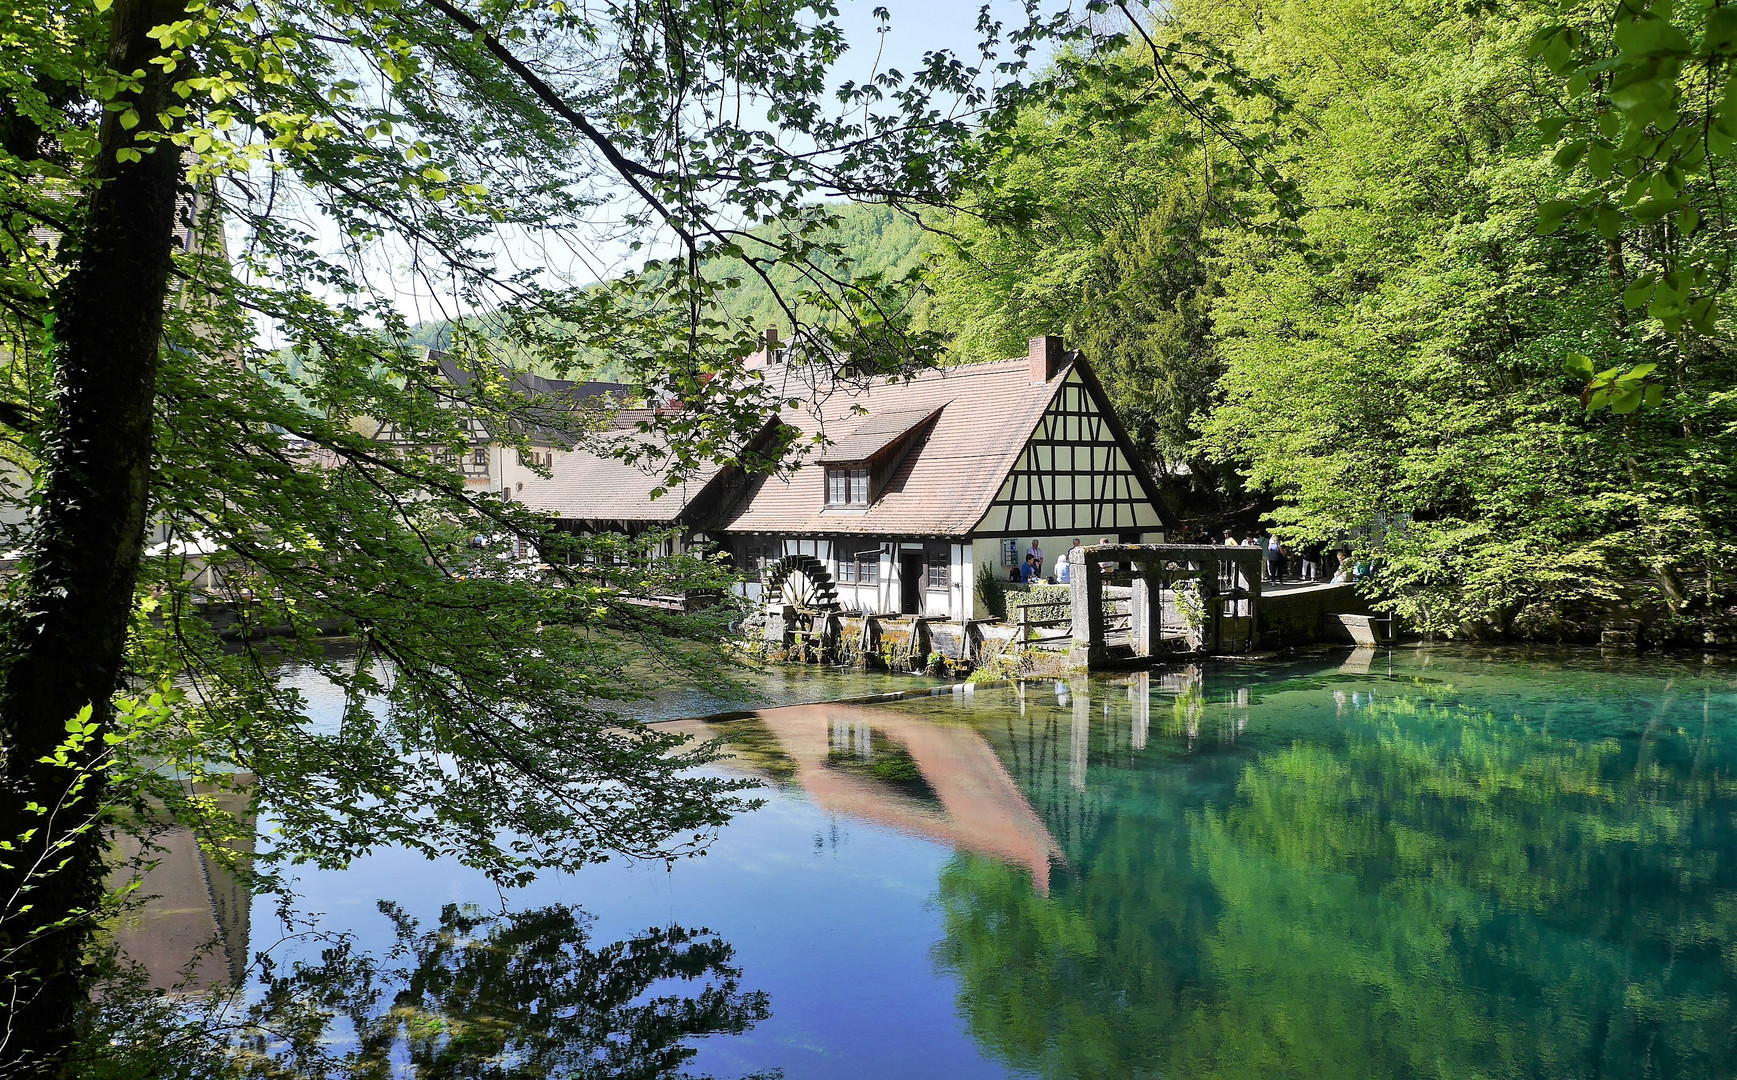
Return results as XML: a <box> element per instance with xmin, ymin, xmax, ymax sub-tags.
<box><xmin>826</xmin><ymin>466</ymin><xmax>869</xmax><ymax>506</ymax></box>
<box><xmin>471</xmin><ymin>448</ymin><xmax>488</xmax><ymax>467</ymax></box>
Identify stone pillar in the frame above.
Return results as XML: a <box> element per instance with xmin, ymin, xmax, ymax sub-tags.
<box><xmin>1128</xmin><ymin>557</ymin><xmax>1164</xmax><ymax>657</ymax></box>
<box><xmin>1069</xmin><ymin>546</ymin><xmax>1105</xmax><ymax>669</ymax></box>
<box><xmin>1244</xmin><ymin>548</ymin><xmax>1261</xmax><ymax>652</ymax></box>
<box><xmin>1129</xmin><ymin>575</ymin><xmax>1150</xmax><ymax>657</ymax></box>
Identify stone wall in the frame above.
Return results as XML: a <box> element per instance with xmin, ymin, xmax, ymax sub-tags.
<box><xmin>1258</xmin><ymin>583</ymin><xmax>1376</xmax><ymax>647</ymax></box>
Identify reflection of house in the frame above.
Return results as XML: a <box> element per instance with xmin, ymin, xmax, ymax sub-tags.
<box><xmin>684</xmin><ymin>703</ymin><xmax>1063</xmax><ymax>893</ymax></box>
<box><xmin>110</xmin><ymin>782</ymin><xmax>255</xmax><ymax>993</ymax></box>
<box><xmin>515</xmin><ymin>335</ymin><xmax>1172</xmax><ymax>619</ymax></box>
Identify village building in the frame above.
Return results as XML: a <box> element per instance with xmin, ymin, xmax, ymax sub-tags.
<box><xmin>509</xmin><ymin>334</ymin><xmax>1174</xmax><ymax>620</ymax></box>
<box><xmin>372</xmin><ymin>354</ymin><xmax>633</xmax><ymax>506</ymax></box>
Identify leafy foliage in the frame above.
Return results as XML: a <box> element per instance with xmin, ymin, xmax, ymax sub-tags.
<box><xmin>1528</xmin><ymin>0</ymin><xmax>1737</xmax><ymax>408</ymax></box>
<box><xmin>0</xmin><ymin>0</ymin><xmax>1121</xmax><ymax>1068</ymax></box>
<box><xmin>926</xmin><ymin>0</ymin><xmax>1737</xmax><ymax>636</ymax></box>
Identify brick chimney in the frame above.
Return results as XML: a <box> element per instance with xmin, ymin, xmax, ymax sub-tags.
<box><xmin>745</xmin><ymin>325</ymin><xmax>780</xmax><ymax>370</ymax></box>
<box><xmin>1028</xmin><ymin>335</ymin><xmax>1065</xmax><ymax>383</ymax></box>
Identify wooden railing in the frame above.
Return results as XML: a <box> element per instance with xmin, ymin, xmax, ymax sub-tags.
<box><xmin>1013</xmin><ymin>598</ymin><xmax>1071</xmax><ymax>646</ymax></box>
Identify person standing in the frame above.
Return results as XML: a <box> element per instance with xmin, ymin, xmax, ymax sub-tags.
<box><xmin>1058</xmin><ymin>539</ymin><xmax>1081</xmax><ymax>584</ymax></box>
<box><xmin>1223</xmin><ymin>529</ymin><xmax>1239</xmax><ymax>547</ymax></box>
<box><xmin>1098</xmin><ymin>537</ymin><xmax>1116</xmax><ymax>575</ymax></box>
<box><xmin>1026</xmin><ymin>538</ymin><xmax>1044</xmax><ymax>573</ymax></box>
<box><xmin>1267</xmin><ymin>534</ymin><xmax>1283</xmax><ymax>582</ymax></box>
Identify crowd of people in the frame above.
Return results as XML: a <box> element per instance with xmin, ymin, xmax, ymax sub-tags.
<box><xmin>1011</xmin><ymin>537</ymin><xmax>1112</xmax><ymax>585</ymax></box>
<box><xmin>1214</xmin><ymin>530</ymin><xmax>1364</xmax><ymax>584</ymax></box>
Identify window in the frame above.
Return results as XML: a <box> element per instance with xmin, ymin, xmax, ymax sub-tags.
<box><xmin>741</xmin><ymin>541</ymin><xmax>778</xmax><ymax>575</ymax></box>
<box><xmin>926</xmin><ymin>544</ymin><xmax>950</xmax><ymax>590</ymax></box>
<box><xmin>836</xmin><ymin>547</ymin><xmax>879</xmax><ymax>585</ymax></box>
<box><xmin>826</xmin><ymin>466</ymin><xmax>869</xmax><ymax>506</ymax></box>
<box><xmin>471</xmin><ymin>448</ymin><xmax>488</xmax><ymax>467</ymax></box>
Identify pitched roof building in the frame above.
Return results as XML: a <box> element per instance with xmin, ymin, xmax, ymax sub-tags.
<box><xmin>509</xmin><ymin>335</ymin><xmax>1173</xmax><ymax>621</ymax></box>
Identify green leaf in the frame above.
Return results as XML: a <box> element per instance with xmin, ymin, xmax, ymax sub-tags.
<box><xmin>1552</xmin><ymin>140</ymin><xmax>1588</xmax><ymax>171</ymax></box>
<box><xmin>1631</xmin><ymin>195</ymin><xmax>1681</xmax><ymax>221</ymax></box>
<box><xmin>1622</xmin><ymin>271</ymin><xmax>1658</xmax><ymax>309</ymax></box>
<box><xmin>1588</xmin><ymin>141</ymin><xmax>1615</xmax><ymax>179</ymax></box>
<box><xmin>1536</xmin><ymin>199</ymin><xmax>1574</xmax><ymax>233</ymax></box>
<box><xmin>1612</xmin><ymin>387</ymin><xmax>1643</xmax><ymax>413</ymax></box>
<box><xmin>1705</xmin><ymin>6</ymin><xmax>1737</xmax><ymax>54</ymax></box>
<box><xmin>1525</xmin><ymin>25</ymin><xmax>1564</xmax><ymax>60</ymax></box>
<box><xmin>1643</xmin><ymin>384</ymin><xmax>1666</xmax><ymax>407</ymax></box>
<box><xmin>1596</xmin><ymin>203</ymin><xmax>1623</xmax><ymax>238</ymax></box>
<box><xmin>1610</xmin><ymin>69</ymin><xmax>1677</xmax><ymax>113</ymax></box>
<box><xmin>1539</xmin><ymin>115</ymin><xmax>1573</xmax><ymax>142</ymax></box>
<box><xmin>1614</xmin><ymin>16</ymin><xmax>1693</xmax><ymax>59</ymax></box>
<box><xmin>1541</xmin><ymin>33</ymin><xmax>1574</xmax><ymax>73</ymax></box>
<box><xmin>1562</xmin><ymin>353</ymin><xmax>1596</xmax><ymax>379</ymax></box>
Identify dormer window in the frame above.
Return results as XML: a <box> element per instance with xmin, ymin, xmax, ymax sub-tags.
<box><xmin>826</xmin><ymin>466</ymin><xmax>869</xmax><ymax>507</ymax></box>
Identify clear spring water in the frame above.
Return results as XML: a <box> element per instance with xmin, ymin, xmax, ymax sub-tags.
<box><xmin>138</xmin><ymin>646</ymin><xmax>1737</xmax><ymax>1078</ymax></box>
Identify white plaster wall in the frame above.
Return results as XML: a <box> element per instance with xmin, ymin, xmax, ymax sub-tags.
<box><xmin>982</xmin><ymin>533</ymin><xmax>1106</xmax><ymax>582</ymax></box>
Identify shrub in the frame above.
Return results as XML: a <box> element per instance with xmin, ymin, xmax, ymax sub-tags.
<box><xmin>975</xmin><ymin>563</ymin><xmax>1007</xmax><ymax>620</ymax></box>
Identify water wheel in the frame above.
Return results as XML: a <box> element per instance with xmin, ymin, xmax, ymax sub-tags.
<box><xmin>763</xmin><ymin>553</ymin><xmax>840</xmax><ymax>615</ymax></box>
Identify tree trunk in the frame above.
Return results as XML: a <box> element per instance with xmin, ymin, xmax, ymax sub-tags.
<box><xmin>1605</xmin><ymin>235</ymin><xmax>1628</xmax><ymax>330</ymax></box>
<box><xmin>0</xmin><ymin>1</ymin><xmax>187</xmax><ymax>1073</ymax></box>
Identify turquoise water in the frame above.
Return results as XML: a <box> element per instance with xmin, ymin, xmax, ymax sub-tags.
<box><xmin>164</xmin><ymin>647</ymin><xmax>1737</xmax><ymax>1078</ymax></box>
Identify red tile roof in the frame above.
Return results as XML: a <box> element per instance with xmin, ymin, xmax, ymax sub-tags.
<box><xmin>514</xmin><ymin>353</ymin><xmax>1172</xmax><ymax>537</ymax></box>
<box><xmin>719</xmin><ymin>357</ymin><xmax>1065</xmax><ymax>537</ymax></box>
<box><xmin>514</xmin><ymin>418</ymin><xmax>731</xmax><ymax>523</ymax></box>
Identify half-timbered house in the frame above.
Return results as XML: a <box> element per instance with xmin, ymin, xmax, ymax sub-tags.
<box><xmin>513</xmin><ymin>335</ymin><xmax>1173</xmax><ymax>620</ymax></box>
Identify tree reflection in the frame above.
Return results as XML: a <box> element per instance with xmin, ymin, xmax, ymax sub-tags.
<box><xmin>96</xmin><ymin>902</ymin><xmax>772</xmax><ymax>1080</ymax></box>
<box><xmin>937</xmin><ymin>679</ymin><xmax>1737</xmax><ymax>1079</ymax></box>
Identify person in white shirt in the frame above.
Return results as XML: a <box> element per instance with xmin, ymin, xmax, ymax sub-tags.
<box><xmin>1058</xmin><ymin>539</ymin><xmax>1081</xmax><ymax>584</ymax></box>
<box><xmin>1025</xmin><ymin>539</ymin><xmax>1044</xmax><ymax>573</ymax></box>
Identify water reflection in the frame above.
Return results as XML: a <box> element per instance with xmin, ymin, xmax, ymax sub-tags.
<box><xmin>927</xmin><ymin>656</ymin><xmax>1737</xmax><ymax>1080</ymax></box>
<box><xmin>111</xmin><ymin>782</ymin><xmax>256</xmax><ymax>993</ymax></box>
<box><xmin>242</xmin><ymin>902</ymin><xmax>770</xmax><ymax>1079</ymax></box>
<box><xmin>113</xmin><ymin>650</ymin><xmax>1737</xmax><ymax>1078</ymax></box>
<box><xmin>693</xmin><ymin>702</ymin><xmax>1063</xmax><ymax>894</ymax></box>
<box><xmin>109</xmin><ymin>793</ymin><xmax>772</xmax><ymax>1077</ymax></box>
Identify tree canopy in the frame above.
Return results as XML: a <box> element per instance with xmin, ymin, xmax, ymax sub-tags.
<box><xmin>0</xmin><ymin>0</ymin><xmax>1124</xmax><ymax>1070</ymax></box>
<box><xmin>926</xmin><ymin>0</ymin><xmax>1737</xmax><ymax>640</ymax></box>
